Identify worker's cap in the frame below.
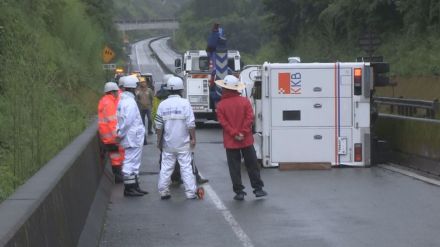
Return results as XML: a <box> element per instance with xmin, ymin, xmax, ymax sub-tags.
<box><xmin>104</xmin><ymin>82</ymin><xmax>119</xmax><ymax>93</ymax></box>
<box><xmin>215</xmin><ymin>75</ymin><xmax>245</xmax><ymax>91</ymax></box>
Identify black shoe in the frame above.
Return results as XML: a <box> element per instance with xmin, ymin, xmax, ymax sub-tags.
<box><xmin>124</xmin><ymin>188</ymin><xmax>144</xmax><ymax>197</ymax></box>
<box><xmin>143</xmin><ymin>140</ymin><xmax>148</xmax><ymax>146</ymax></box>
<box><xmin>197</xmin><ymin>177</ymin><xmax>209</xmax><ymax>184</ymax></box>
<box><xmin>254</xmin><ymin>189</ymin><xmax>267</xmax><ymax>197</ymax></box>
<box><xmin>233</xmin><ymin>191</ymin><xmax>247</xmax><ymax>201</ymax></box>
<box><xmin>148</xmin><ymin>131</ymin><xmax>154</xmax><ymax>135</ymax></box>
<box><xmin>134</xmin><ymin>175</ymin><xmax>148</xmax><ymax>194</ymax></box>
<box><xmin>135</xmin><ymin>186</ymin><xmax>149</xmax><ymax>194</ymax></box>
<box><xmin>161</xmin><ymin>195</ymin><xmax>171</xmax><ymax>200</ymax></box>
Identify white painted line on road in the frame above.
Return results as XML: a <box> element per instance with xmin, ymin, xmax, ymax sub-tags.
<box><xmin>135</xmin><ymin>43</ymin><xmax>141</xmax><ymax>71</ymax></box>
<box><xmin>203</xmin><ymin>184</ymin><xmax>255</xmax><ymax>247</ymax></box>
<box><xmin>379</xmin><ymin>164</ymin><xmax>440</xmax><ymax>186</ymax></box>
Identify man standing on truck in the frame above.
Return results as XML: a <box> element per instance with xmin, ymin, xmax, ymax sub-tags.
<box><xmin>206</xmin><ymin>22</ymin><xmax>220</xmax><ymax>58</ymax></box>
<box><xmin>98</xmin><ymin>82</ymin><xmax>124</xmax><ymax>183</ymax></box>
<box><xmin>117</xmin><ymin>75</ymin><xmax>148</xmax><ymax>197</ymax></box>
<box><xmin>215</xmin><ymin>75</ymin><xmax>267</xmax><ymax>201</ymax></box>
<box><xmin>155</xmin><ymin>76</ymin><xmax>198</xmax><ymax>200</ymax></box>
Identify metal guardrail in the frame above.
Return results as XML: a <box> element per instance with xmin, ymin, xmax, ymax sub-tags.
<box><xmin>374</xmin><ymin>96</ymin><xmax>439</xmax><ymax>120</ymax></box>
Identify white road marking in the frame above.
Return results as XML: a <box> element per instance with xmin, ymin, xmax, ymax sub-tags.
<box><xmin>135</xmin><ymin>42</ymin><xmax>141</xmax><ymax>71</ymax></box>
<box><xmin>202</xmin><ymin>184</ymin><xmax>255</xmax><ymax>247</ymax></box>
<box><xmin>380</xmin><ymin>164</ymin><xmax>440</xmax><ymax>186</ymax></box>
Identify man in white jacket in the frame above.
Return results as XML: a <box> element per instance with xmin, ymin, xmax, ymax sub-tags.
<box><xmin>117</xmin><ymin>75</ymin><xmax>148</xmax><ymax>197</ymax></box>
<box><xmin>155</xmin><ymin>76</ymin><xmax>198</xmax><ymax>200</ymax></box>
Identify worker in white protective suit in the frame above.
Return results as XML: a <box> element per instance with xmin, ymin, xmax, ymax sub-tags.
<box><xmin>117</xmin><ymin>75</ymin><xmax>148</xmax><ymax>197</ymax></box>
<box><xmin>155</xmin><ymin>76</ymin><xmax>197</xmax><ymax>200</ymax></box>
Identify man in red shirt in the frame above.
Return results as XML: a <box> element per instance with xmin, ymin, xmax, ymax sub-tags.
<box><xmin>215</xmin><ymin>75</ymin><xmax>267</xmax><ymax>201</ymax></box>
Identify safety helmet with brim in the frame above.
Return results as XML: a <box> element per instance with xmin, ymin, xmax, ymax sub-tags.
<box><xmin>214</xmin><ymin>75</ymin><xmax>245</xmax><ymax>91</ymax></box>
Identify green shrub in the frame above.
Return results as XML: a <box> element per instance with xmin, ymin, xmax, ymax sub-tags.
<box><xmin>0</xmin><ymin>0</ymin><xmax>119</xmax><ymax>202</ymax></box>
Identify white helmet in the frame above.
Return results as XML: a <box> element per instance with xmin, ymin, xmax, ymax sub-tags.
<box><xmin>118</xmin><ymin>76</ymin><xmax>127</xmax><ymax>87</ymax></box>
<box><xmin>165</xmin><ymin>76</ymin><xmax>184</xmax><ymax>90</ymax></box>
<box><xmin>123</xmin><ymin>75</ymin><xmax>139</xmax><ymax>89</ymax></box>
<box><xmin>104</xmin><ymin>82</ymin><xmax>119</xmax><ymax>93</ymax></box>
<box><xmin>162</xmin><ymin>74</ymin><xmax>173</xmax><ymax>84</ymax></box>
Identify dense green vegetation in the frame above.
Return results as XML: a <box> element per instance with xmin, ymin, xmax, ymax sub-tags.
<box><xmin>112</xmin><ymin>0</ymin><xmax>190</xmax><ymax>20</ymax></box>
<box><xmin>0</xmin><ymin>0</ymin><xmax>120</xmax><ymax>201</ymax></box>
<box><xmin>174</xmin><ymin>0</ymin><xmax>440</xmax><ymax>76</ymax></box>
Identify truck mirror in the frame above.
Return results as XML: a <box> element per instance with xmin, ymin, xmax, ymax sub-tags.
<box><xmin>175</xmin><ymin>58</ymin><xmax>181</xmax><ymax>68</ymax></box>
<box><xmin>175</xmin><ymin>68</ymin><xmax>182</xmax><ymax>74</ymax></box>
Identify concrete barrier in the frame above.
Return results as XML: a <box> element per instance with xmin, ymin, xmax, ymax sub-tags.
<box><xmin>0</xmin><ymin>121</ymin><xmax>113</xmax><ymax>247</ymax></box>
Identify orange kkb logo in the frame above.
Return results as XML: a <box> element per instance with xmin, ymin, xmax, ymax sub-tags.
<box><xmin>278</xmin><ymin>72</ymin><xmax>301</xmax><ymax>95</ymax></box>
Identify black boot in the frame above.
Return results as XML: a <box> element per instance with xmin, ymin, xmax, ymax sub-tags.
<box><xmin>196</xmin><ymin>173</ymin><xmax>209</xmax><ymax>184</ymax></box>
<box><xmin>124</xmin><ymin>183</ymin><xmax>144</xmax><ymax>197</ymax></box>
<box><xmin>134</xmin><ymin>175</ymin><xmax>148</xmax><ymax>194</ymax></box>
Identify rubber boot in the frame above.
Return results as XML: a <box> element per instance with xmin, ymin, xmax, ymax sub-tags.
<box><xmin>134</xmin><ymin>175</ymin><xmax>148</xmax><ymax>194</ymax></box>
<box><xmin>123</xmin><ymin>183</ymin><xmax>144</xmax><ymax>197</ymax></box>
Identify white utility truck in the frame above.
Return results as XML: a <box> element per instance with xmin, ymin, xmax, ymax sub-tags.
<box><xmin>175</xmin><ymin>50</ymin><xmax>242</xmax><ymax>122</ymax></box>
<box><xmin>240</xmin><ymin>60</ymin><xmax>389</xmax><ymax>167</ymax></box>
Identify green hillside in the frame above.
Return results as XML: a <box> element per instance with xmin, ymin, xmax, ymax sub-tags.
<box><xmin>0</xmin><ymin>0</ymin><xmax>121</xmax><ymax>201</ymax></box>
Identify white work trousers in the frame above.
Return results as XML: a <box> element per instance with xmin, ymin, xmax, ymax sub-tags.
<box><xmin>158</xmin><ymin>150</ymin><xmax>196</xmax><ymax>198</ymax></box>
<box><xmin>122</xmin><ymin>146</ymin><xmax>142</xmax><ymax>176</ymax></box>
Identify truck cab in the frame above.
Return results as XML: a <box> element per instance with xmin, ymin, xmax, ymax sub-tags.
<box><xmin>175</xmin><ymin>50</ymin><xmax>242</xmax><ymax>122</ymax></box>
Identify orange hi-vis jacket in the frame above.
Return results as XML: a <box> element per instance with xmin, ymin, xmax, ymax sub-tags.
<box><xmin>98</xmin><ymin>93</ymin><xmax>124</xmax><ymax>167</ymax></box>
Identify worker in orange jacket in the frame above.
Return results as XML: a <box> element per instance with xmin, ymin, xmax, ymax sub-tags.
<box><xmin>98</xmin><ymin>82</ymin><xmax>124</xmax><ymax>183</ymax></box>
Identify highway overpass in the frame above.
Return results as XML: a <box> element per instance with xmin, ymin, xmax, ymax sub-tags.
<box><xmin>114</xmin><ymin>19</ymin><xmax>179</xmax><ymax>31</ymax></box>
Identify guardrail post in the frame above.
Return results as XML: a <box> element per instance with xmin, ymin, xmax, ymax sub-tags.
<box><xmin>431</xmin><ymin>99</ymin><xmax>439</xmax><ymax>119</ymax></box>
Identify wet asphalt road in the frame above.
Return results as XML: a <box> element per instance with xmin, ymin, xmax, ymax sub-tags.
<box><xmin>99</xmin><ymin>124</ymin><xmax>440</xmax><ymax>247</ymax></box>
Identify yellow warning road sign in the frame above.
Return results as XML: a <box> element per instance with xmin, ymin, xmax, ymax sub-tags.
<box><xmin>102</xmin><ymin>46</ymin><xmax>115</xmax><ymax>63</ymax></box>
